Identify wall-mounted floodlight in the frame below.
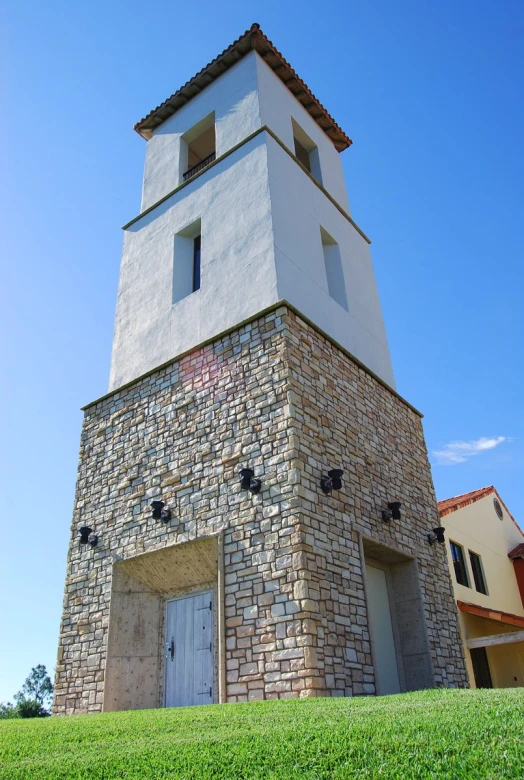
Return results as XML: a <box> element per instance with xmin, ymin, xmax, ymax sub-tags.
<box><xmin>239</xmin><ymin>468</ymin><xmax>261</xmax><ymax>494</ymax></box>
<box><xmin>428</xmin><ymin>526</ymin><xmax>446</xmax><ymax>545</ymax></box>
<box><xmin>79</xmin><ymin>526</ymin><xmax>98</xmax><ymax>548</ymax></box>
<box><xmin>382</xmin><ymin>501</ymin><xmax>402</xmax><ymax>522</ymax></box>
<box><xmin>151</xmin><ymin>500</ymin><xmax>172</xmax><ymax>523</ymax></box>
<box><xmin>320</xmin><ymin>469</ymin><xmax>344</xmax><ymax>495</ymax></box>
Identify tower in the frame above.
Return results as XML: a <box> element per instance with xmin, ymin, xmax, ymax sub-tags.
<box><xmin>54</xmin><ymin>25</ymin><xmax>467</xmax><ymax>714</ymax></box>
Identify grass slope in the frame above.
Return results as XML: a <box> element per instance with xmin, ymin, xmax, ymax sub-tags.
<box><xmin>0</xmin><ymin>689</ymin><xmax>523</xmax><ymax>779</ymax></box>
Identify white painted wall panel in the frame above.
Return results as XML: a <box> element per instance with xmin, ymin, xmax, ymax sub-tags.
<box><xmin>267</xmin><ymin>137</ymin><xmax>395</xmax><ymax>388</ymax></box>
<box><xmin>114</xmin><ymin>60</ymin><xmax>395</xmax><ymax>391</ymax></box>
<box><xmin>110</xmin><ymin>136</ymin><xmax>276</xmax><ymax>390</ymax></box>
<box><xmin>141</xmin><ymin>52</ymin><xmax>261</xmax><ymax>211</ymax></box>
<box><xmin>256</xmin><ymin>55</ymin><xmax>350</xmax><ymax>213</ymax></box>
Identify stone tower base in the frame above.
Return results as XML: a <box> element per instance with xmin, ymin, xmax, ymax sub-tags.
<box><xmin>53</xmin><ymin>305</ymin><xmax>467</xmax><ymax>714</ymax></box>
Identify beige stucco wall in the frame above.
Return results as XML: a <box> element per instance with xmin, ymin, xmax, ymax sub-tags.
<box><xmin>459</xmin><ymin>613</ymin><xmax>524</xmax><ymax>688</ymax></box>
<box><xmin>443</xmin><ymin>493</ymin><xmax>524</xmax><ymax>689</ymax></box>
<box><xmin>443</xmin><ymin>494</ymin><xmax>524</xmax><ymax>617</ymax></box>
<box><xmin>488</xmin><ymin>640</ymin><xmax>524</xmax><ymax>687</ymax></box>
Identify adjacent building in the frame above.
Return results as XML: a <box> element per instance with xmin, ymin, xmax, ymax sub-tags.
<box><xmin>439</xmin><ymin>486</ymin><xmax>524</xmax><ymax>688</ymax></box>
<box><xmin>53</xmin><ymin>24</ymin><xmax>467</xmax><ymax>715</ymax></box>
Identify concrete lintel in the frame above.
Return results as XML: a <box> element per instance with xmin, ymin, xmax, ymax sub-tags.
<box><xmin>467</xmin><ymin>629</ymin><xmax>524</xmax><ymax>649</ymax></box>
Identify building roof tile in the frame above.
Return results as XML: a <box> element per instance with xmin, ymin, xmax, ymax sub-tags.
<box><xmin>508</xmin><ymin>543</ymin><xmax>524</xmax><ymax>559</ymax></box>
<box><xmin>457</xmin><ymin>600</ymin><xmax>524</xmax><ymax>628</ymax></box>
<box><xmin>438</xmin><ymin>485</ymin><xmax>523</xmax><ymax>539</ymax></box>
<box><xmin>437</xmin><ymin>486</ymin><xmax>495</xmax><ymax>517</ymax></box>
<box><xmin>134</xmin><ymin>23</ymin><xmax>352</xmax><ymax>151</ymax></box>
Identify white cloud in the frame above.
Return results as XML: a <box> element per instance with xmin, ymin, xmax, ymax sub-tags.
<box><xmin>432</xmin><ymin>436</ymin><xmax>509</xmax><ymax>466</ymax></box>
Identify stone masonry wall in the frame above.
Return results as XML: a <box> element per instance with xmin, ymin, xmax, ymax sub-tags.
<box><xmin>284</xmin><ymin>311</ymin><xmax>468</xmax><ymax>693</ymax></box>
<box><xmin>54</xmin><ymin>306</ymin><xmax>467</xmax><ymax>714</ymax></box>
<box><xmin>54</xmin><ymin>307</ymin><xmax>307</xmax><ymax>714</ymax></box>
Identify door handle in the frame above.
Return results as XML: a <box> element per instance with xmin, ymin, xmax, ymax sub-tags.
<box><xmin>166</xmin><ymin>638</ymin><xmax>174</xmax><ymax>661</ymax></box>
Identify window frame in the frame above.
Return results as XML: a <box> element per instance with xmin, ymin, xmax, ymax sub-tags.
<box><xmin>291</xmin><ymin>118</ymin><xmax>322</xmax><ymax>184</ymax></box>
<box><xmin>320</xmin><ymin>226</ymin><xmax>348</xmax><ymax>311</ymax></box>
<box><xmin>179</xmin><ymin>112</ymin><xmax>216</xmax><ymax>184</ymax></box>
<box><xmin>449</xmin><ymin>541</ymin><xmax>470</xmax><ymax>587</ymax></box>
<box><xmin>468</xmin><ymin>550</ymin><xmax>488</xmax><ymax>595</ymax></box>
<box><xmin>192</xmin><ymin>235</ymin><xmax>201</xmax><ymax>293</ymax></box>
<box><xmin>172</xmin><ymin>219</ymin><xmax>202</xmax><ymax>304</ymax></box>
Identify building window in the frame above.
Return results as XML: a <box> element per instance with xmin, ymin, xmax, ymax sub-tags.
<box><xmin>450</xmin><ymin>541</ymin><xmax>469</xmax><ymax>587</ymax></box>
<box><xmin>291</xmin><ymin>119</ymin><xmax>322</xmax><ymax>184</ymax></box>
<box><xmin>469</xmin><ymin>551</ymin><xmax>488</xmax><ymax>595</ymax></box>
<box><xmin>192</xmin><ymin>235</ymin><xmax>201</xmax><ymax>292</ymax></box>
<box><xmin>321</xmin><ymin>227</ymin><xmax>348</xmax><ymax>310</ymax></box>
<box><xmin>180</xmin><ymin>112</ymin><xmax>216</xmax><ymax>182</ymax></box>
<box><xmin>173</xmin><ymin>219</ymin><xmax>201</xmax><ymax>303</ymax></box>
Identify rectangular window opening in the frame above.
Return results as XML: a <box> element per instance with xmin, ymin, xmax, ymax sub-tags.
<box><xmin>173</xmin><ymin>219</ymin><xmax>202</xmax><ymax>304</ymax></box>
<box><xmin>450</xmin><ymin>541</ymin><xmax>470</xmax><ymax>587</ymax></box>
<box><xmin>291</xmin><ymin>118</ymin><xmax>322</xmax><ymax>184</ymax></box>
<box><xmin>193</xmin><ymin>235</ymin><xmax>201</xmax><ymax>293</ymax></box>
<box><xmin>294</xmin><ymin>137</ymin><xmax>311</xmax><ymax>172</ymax></box>
<box><xmin>468</xmin><ymin>551</ymin><xmax>488</xmax><ymax>595</ymax></box>
<box><xmin>321</xmin><ymin>227</ymin><xmax>348</xmax><ymax>311</ymax></box>
<box><xmin>181</xmin><ymin>113</ymin><xmax>216</xmax><ymax>182</ymax></box>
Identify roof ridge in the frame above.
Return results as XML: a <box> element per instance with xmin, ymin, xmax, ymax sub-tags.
<box><xmin>437</xmin><ymin>486</ymin><xmax>493</xmax><ymax>507</ymax></box>
<box><xmin>438</xmin><ymin>485</ymin><xmax>523</xmax><ymax>537</ymax></box>
<box><xmin>134</xmin><ymin>24</ymin><xmax>351</xmax><ymax>151</ymax></box>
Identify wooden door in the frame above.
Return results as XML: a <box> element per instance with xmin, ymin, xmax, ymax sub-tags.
<box><xmin>365</xmin><ymin>564</ymin><xmax>401</xmax><ymax>695</ymax></box>
<box><xmin>164</xmin><ymin>591</ymin><xmax>214</xmax><ymax>707</ymax></box>
<box><xmin>470</xmin><ymin>647</ymin><xmax>493</xmax><ymax>689</ymax></box>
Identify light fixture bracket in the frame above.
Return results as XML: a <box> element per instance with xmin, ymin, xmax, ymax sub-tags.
<box><xmin>160</xmin><ymin>508</ymin><xmax>172</xmax><ymax>523</ymax></box>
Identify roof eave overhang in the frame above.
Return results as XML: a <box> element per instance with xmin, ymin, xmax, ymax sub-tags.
<box><xmin>457</xmin><ymin>600</ymin><xmax>524</xmax><ymax>629</ymax></box>
<box><xmin>508</xmin><ymin>543</ymin><xmax>524</xmax><ymax>560</ymax></box>
<box><xmin>134</xmin><ymin>24</ymin><xmax>352</xmax><ymax>153</ymax></box>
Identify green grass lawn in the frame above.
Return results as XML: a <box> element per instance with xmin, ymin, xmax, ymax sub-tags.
<box><xmin>0</xmin><ymin>689</ymin><xmax>522</xmax><ymax>779</ymax></box>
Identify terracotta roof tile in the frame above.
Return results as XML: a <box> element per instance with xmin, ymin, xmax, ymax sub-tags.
<box><xmin>457</xmin><ymin>600</ymin><xmax>524</xmax><ymax>628</ymax></box>
<box><xmin>508</xmin><ymin>543</ymin><xmax>524</xmax><ymax>559</ymax></box>
<box><xmin>134</xmin><ymin>23</ymin><xmax>352</xmax><ymax>151</ymax></box>
<box><xmin>438</xmin><ymin>485</ymin><xmax>523</xmax><ymax>538</ymax></box>
<box><xmin>437</xmin><ymin>486</ymin><xmax>495</xmax><ymax>517</ymax></box>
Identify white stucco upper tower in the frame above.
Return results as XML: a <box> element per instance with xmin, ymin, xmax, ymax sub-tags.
<box><xmin>109</xmin><ymin>24</ymin><xmax>395</xmax><ymax>391</ymax></box>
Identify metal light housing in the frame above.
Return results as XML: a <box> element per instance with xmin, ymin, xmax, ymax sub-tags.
<box><xmin>79</xmin><ymin>526</ymin><xmax>98</xmax><ymax>548</ymax></box>
<box><xmin>151</xmin><ymin>500</ymin><xmax>171</xmax><ymax>523</ymax></box>
<box><xmin>388</xmin><ymin>501</ymin><xmax>402</xmax><ymax>520</ymax></box>
<box><xmin>321</xmin><ymin>468</ymin><xmax>344</xmax><ymax>495</ymax></box>
<box><xmin>239</xmin><ymin>468</ymin><xmax>261</xmax><ymax>495</ymax></box>
<box><xmin>382</xmin><ymin>501</ymin><xmax>402</xmax><ymax>522</ymax></box>
<box><xmin>428</xmin><ymin>526</ymin><xmax>446</xmax><ymax>545</ymax></box>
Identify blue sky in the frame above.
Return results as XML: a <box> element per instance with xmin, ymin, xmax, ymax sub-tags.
<box><xmin>1</xmin><ymin>0</ymin><xmax>523</xmax><ymax>703</ymax></box>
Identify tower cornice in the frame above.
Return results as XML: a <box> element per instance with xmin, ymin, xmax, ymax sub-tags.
<box><xmin>122</xmin><ymin>126</ymin><xmax>369</xmax><ymax>242</ymax></box>
<box><xmin>134</xmin><ymin>24</ymin><xmax>352</xmax><ymax>152</ymax></box>
<box><xmin>82</xmin><ymin>303</ymin><xmax>420</xmax><ymax>417</ymax></box>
